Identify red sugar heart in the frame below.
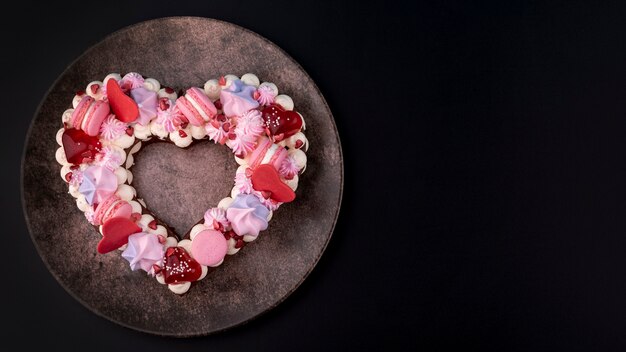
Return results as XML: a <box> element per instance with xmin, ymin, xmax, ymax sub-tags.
<box><xmin>251</xmin><ymin>164</ymin><xmax>295</xmax><ymax>203</ymax></box>
<box><xmin>162</xmin><ymin>247</ymin><xmax>202</xmax><ymax>284</ymax></box>
<box><xmin>61</xmin><ymin>128</ymin><xmax>102</xmax><ymax>164</ymax></box>
<box><xmin>261</xmin><ymin>103</ymin><xmax>302</xmax><ymax>142</ymax></box>
<box><xmin>106</xmin><ymin>79</ymin><xmax>139</xmax><ymax>123</ymax></box>
<box><xmin>97</xmin><ymin>217</ymin><xmax>141</xmax><ymax>254</ymax></box>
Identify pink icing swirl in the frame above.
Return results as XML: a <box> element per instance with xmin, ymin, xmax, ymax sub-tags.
<box><xmin>156</xmin><ymin>102</ymin><xmax>184</xmax><ymax>133</ymax></box>
<box><xmin>279</xmin><ymin>154</ymin><xmax>300</xmax><ymax>180</ymax></box>
<box><xmin>256</xmin><ymin>85</ymin><xmax>276</xmax><ymax>106</ymax></box>
<box><xmin>205</xmin><ymin>120</ymin><xmax>228</xmax><ymax>144</ymax></box>
<box><xmin>204</xmin><ymin>207</ymin><xmax>230</xmax><ymax>231</ymax></box>
<box><xmin>226</xmin><ymin>133</ymin><xmax>256</xmax><ymax>157</ymax></box>
<box><xmin>122</xmin><ymin>72</ymin><xmax>145</xmax><ymax>89</ymax></box>
<box><xmin>99</xmin><ymin>115</ymin><xmax>127</xmax><ymax>141</ymax></box>
<box><xmin>234</xmin><ymin>171</ymin><xmax>254</xmax><ymax>194</ymax></box>
<box><xmin>96</xmin><ymin>146</ymin><xmax>123</xmax><ymax>171</ymax></box>
<box><xmin>235</xmin><ymin>110</ymin><xmax>265</xmax><ymax>137</ymax></box>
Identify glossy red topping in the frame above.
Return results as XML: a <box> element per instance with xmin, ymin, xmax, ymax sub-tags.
<box><xmin>61</xmin><ymin>128</ymin><xmax>102</xmax><ymax>164</ymax></box>
<box><xmin>162</xmin><ymin>247</ymin><xmax>202</xmax><ymax>284</ymax></box>
<box><xmin>261</xmin><ymin>104</ymin><xmax>302</xmax><ymax>141</ymax></box>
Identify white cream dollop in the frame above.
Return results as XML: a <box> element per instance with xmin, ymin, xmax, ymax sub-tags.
<box><xmin>240</xmin><ymin>73</ymin><xmax>260</xmax><ymax>87</ymax></box>
<box><xmin>218</xmin><ymin>197</ymin><xmax>234</xmax><ymax>210</ymax></box>
<box><xmin>62</xmin><ymin>109</ymin><xmax>74</xmax><ymax>125</ymax></box>
<box><xmin>157</xmin><ymin>88</ymin><xmax>177</xmax><ymax>100</ymax></box>
<box><xmin>168</xmin><ymin>282</ymin><xmax>191</xmax><ymax>295</ymax></box>
<box><xmin>150</xmin><ymin>120</ymin><xmax>169</xmax><ymax>139</ymax></box>
<box><xmin>190</xmin><ymin>223</ymin><xmax>209</xmax><ymax>240</ymax></box>
<box><xmin>259</xmin><ymin>82</ymin><xmax>278</xmax><ymax>97</ymax></box>
<box><xmin>116</xmin><ymin>184</ymin><xmax>136</xmax><ymax>201</ymax></box>
<box><xmin>170</xmin><ymin>128</ymin><xmax>193</xmax><ymax>148</ymax></box>
<box><xmin>203</xmin><ymin>79</ymin><xmax>221</xmax><ymax>100</ymax></box>
<box><xmin>103</xmin><ymin>73</ymin><xmax>121</xmax><ymax>85</ymax></box>
<box><xmin>288</xmin><ymin>148</ymin><xmax>307</xmax><ymax>173</ymax></box>
<box><xmin>111</xmin><ymin>133</ymin><xmax>135</xmax><ymax>149</ymax></box>
<box><xmin>133</xmin><ymin>123</ymin><xmax>152</xmax><ymax>140</ymax></box>
<box><xmin>86</xmin><ymin>81</ymin><xmax>105</xmax><ymax>100</ymax></box>
<box><xmin>275</xmin><ymin>94</ymin><xmax>294</xmax><ymax>110</ymax></box>
<box><xmin>143</xmin><ymin>78</ymin><xmax>161</xmax><ymax>92</ymax></box>
<box><xmin>55</xmin><ymin>147</ymin><xmax>69</xmax><ymax>166</ymax></box>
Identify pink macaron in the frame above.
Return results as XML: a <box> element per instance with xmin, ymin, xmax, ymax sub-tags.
<box><xmin>191</xmin><ymin>230</ymin><xmax>228</xmax><ymax>267</ymax></box>
<box><xmin>175</xmin><ymin>87</ymin><xmax>216</xmax><ymax>126</ymax></box>
<box><xmin>248</xmin><ymin>136</ymin><xmax>288</xmax><ymax>170</ymax></box>
<box><xmin>71</xmin><ymin>96</ymin><xmax>110</xmax><ymax>136</ymax></box>
<box><xmin>94</xmin><ymin>194</ymin><xmax>132</xmax><ymax>226</ymax></box>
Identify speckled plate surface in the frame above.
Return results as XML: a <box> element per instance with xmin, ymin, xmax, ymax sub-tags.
<box><xmin>21</xmin><ymin>17</ymin><xmax>342</xmax><ymax>336</ymax></box>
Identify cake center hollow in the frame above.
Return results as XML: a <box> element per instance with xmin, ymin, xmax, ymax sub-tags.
<box><xmin>131</xmin><ymin>140</ymin><xmax>238</xmax><ymax>236</ymax></box>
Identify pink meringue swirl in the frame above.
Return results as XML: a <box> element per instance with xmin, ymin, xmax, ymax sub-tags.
<box><xmin>220</xmin><ymin>79</ymin><xmax>259</xmax><ymax>117</ymax></box>
<box><xmin>156</xmin><ymin>103</ymin><xmax>184</xmax><ymax>133</ymax></box>
<box><xmin>122</xmin><ymin>232</ymin><xmax>164</xmax><ymax>274</ymax></box>
<box><xmin>256</xmin><ymin>85</ymin><xmax>276</xmax><ymax>106</ymax></box>
<box><xmin>226</xmin><ymin>133</ymin><xmax>256</xmax><ymax>157</ymax></box>
<box><xmin>205</xmin><ymin>121</ymin><xmax>228</xmax><ymax>144</ymax></box>
<box><xmin>96</xmin><ymin>146</ymin><xmax>123</xmax><ymax>171</ymax></box>
<box><xmin>226</xmin><ymin>194</ymin><xmax>270</xmax><ymax>238</ymax></box>
<box><xmin>234</xmin><ymin>171</ymin><xmax>254</xmax><ymax>194</ymax></box>
<box><xmin>99</xmin><ymin>114</ymin><xmax>127</xmax><ymax>141</ymax></box>
<box><xmin>235</xmin><ymin>109</ymin><xmax>265</xmax><ymax>137</ymax></box>
<box><xmin>122</xmin><ymin>72</ymin><xmax>145</xmax><ymax>89</ymax></box>
<box><xmin>279</xmin><ymin>154</ymin><xmax>301</xmax><ymax>180</ymax></box>
<box><xmin>204</xmin><ymin>207</ymin><xmax>230</xmax><ymax>231</ymax></box>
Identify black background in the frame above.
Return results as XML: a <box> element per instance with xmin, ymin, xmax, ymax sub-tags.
<box><xmin>4</xmin><ymin>0</ymin><xmax>626</xmax><ymax>350</ymax></box>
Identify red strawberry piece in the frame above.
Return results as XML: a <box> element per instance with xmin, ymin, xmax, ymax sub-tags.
<box><xmin>152</xmin><ymin>264</ymin><xmax>162</xmax><ymax>274</ymax></box>
<box><xmin>295</xmin><ymin>139</ymin><xmax>304</xmax><ymax>149</ymax></box>
<box><xmin>159</xmin><ymin>97</ymin><xmax>170</xmax><ymax>111</ymax></box>
<box><xmin>179</xmin><ymin>130</ymin><xmax>188</xmax><ymax>138</ymax></box>
<box><xmin>61</xmin><ymin>128</ymin><xmax>102</xmax><ymax>165</ymax></box>
<box><xmin>90</xmin><ymin>84</ymin><xmax>100</xmax><ymax>95</ymax></box>
<box><xmin>148</xmin><ymin>220</ymin><xmax>157</xmax><ymax>230</ymax></box>
<box><xmin>214</xmin><ymin>99</ymin><xmax>222</xmax><ymax>110</ymax></box>
<box><xmin>261</xmin><ymin>104</ymin><xmax>303</xmax><ymax>141</ymax></box>
<box><xmin>251</xmin><ymin>164</ymin><xmax>296</xmax><ymax>203</ymax></box>
<box><xmin>218</xmin><ymin>76</ymin><xmax>226</xmax><ymax>86</ymax></box>
<box><xmin>164</xmin><ymin>87</ymin><xmax>175</xmax><ymax>94</ymax></box>
<box><xmin>162</xmin><ymin>247</ymin><xmax>202</xmax><ymax>284</ymax></box>
<box><xmin>125</xmin><ymin>126</ymin><xmax>134</xmax><ymax>136</ymax></box>
<box><xmin>212</xmin><ymin>219</ymin><xmax>222</xmax><ymax>231</ymax></box>
<box><xmin>97</xmin><ymin>217</ymin><xmax>142</xmax><ymax>254</ymax></box>
<box><xmin>64</xmin><ymin>172</ymin><xmax>73</xmax><ymax>183</ymax></box>
<box><xmin>106</xmin><ymin>79</ymin><xmax>139</xmax><ymax>122</ymax></box>
<box><xmin>130</xmin><ymin>212</ymin><xmax>142</xmax><ymax>222</ymax></box>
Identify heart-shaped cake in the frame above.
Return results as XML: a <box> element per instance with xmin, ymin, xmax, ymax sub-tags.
<box><xmin>54</xmin><ymin>72</ymin><xmax>309</xmax><ymax>295</ymax></box>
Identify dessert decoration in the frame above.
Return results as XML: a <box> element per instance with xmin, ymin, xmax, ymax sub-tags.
<box><xmin>54</xmin><ymin>73</ymin><xmax>309</xmax><ymax>294</ymax></box>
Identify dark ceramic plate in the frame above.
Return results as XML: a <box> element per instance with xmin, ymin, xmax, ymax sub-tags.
<box><xmin>21</xmin><ymin>17</ymin><xmax>342</xmax><ymax>336</ymax></box>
